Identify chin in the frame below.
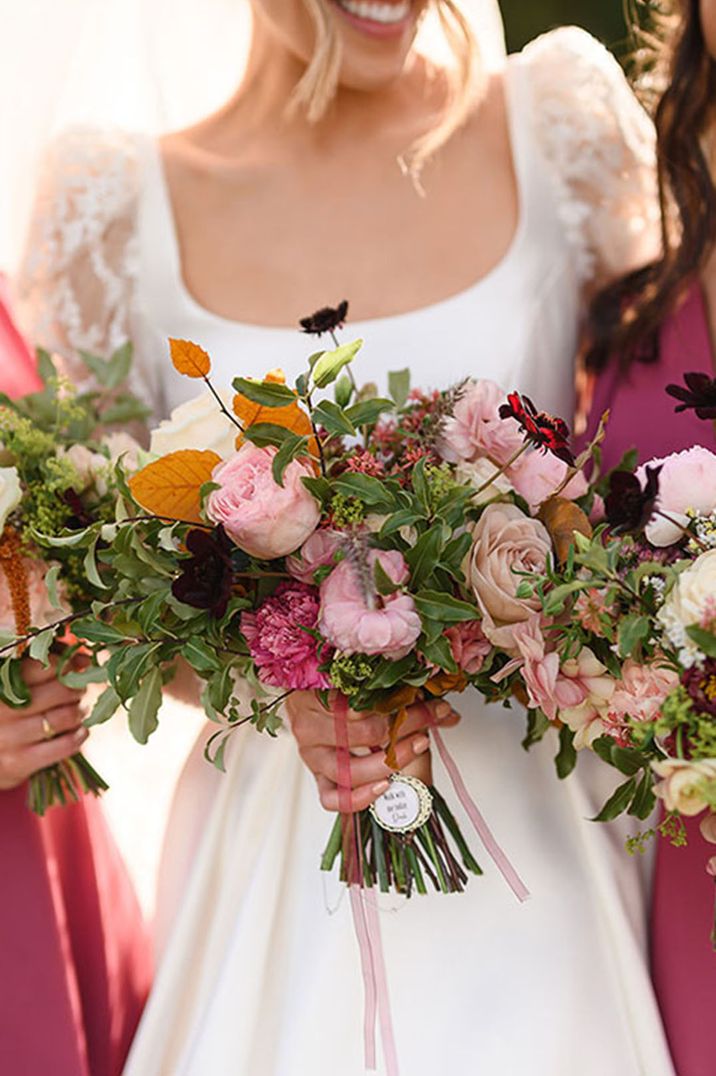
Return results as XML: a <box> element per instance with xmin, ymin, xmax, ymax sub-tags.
<box><xmin>330</xmin><ymin>0</ymin><xmax>425</xmax><ymax>89</ymax></box>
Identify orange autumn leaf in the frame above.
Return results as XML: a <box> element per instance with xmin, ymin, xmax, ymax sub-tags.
<box><xmin>169</xmin><ymin>338</ymin><xmax>211</xmax><ymax>379</ymax></box>
<box><xmin>233</xmin><ymin>376</ymin><xmax>319</xmax><ymax>459</ymax></box>
<box><xmin>129</xmin><ymin>449</ymin><xmax>221</xmax><ymax>523</ymax></box>
<box><xmin>538</xmin><ymin>495</ymin><xmax>593</xmax><ymax>565</ymax></box>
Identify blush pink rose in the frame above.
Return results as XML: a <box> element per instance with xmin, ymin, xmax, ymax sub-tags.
<box><xmin>637</xmin><ymin>446</ymin><xmax>716</xmax><ymax>546</ymax></box>
<box><xmin>508</xmin><ymin>451</ymin><xmax>588</xmax><ymax>513</ymax></box>
<box><xmin>319</xmin><ymin>549</ymin><xmax>421</xmax><ymax>659</ymax></box>
<box><xmin>438</xmin><ymin>379</ymin><xmax>523</xmax><ymax>465</ymax></box>
<box><xmin>444</xmin><ymin>620</ymin><xmax>492</xmax><ymax>675</ymax></box>
<box><xmin>463</xmin><ymin>503</ymin><xmax>552</xmax><ymax>652</ymax></box>
<box><xmin>207</xmin><ymin>443</ymin><xmax>320</xmax><ymax>559</ymax></box>
<box><xmin>0</xmin><ymin>559</ymin><xmax>70</xmax><ymax>635</ymax></box>
<box><xmin>286</xmin><ymin>529</ymin><xmax>343</xmax><ymax>584</ymax></box>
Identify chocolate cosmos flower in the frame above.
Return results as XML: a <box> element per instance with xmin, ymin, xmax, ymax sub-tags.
<box><xmin>63</xmin><ymin>488</ymin><xmax>96</xmax><ymax>530</ymax></box>
<box><xmin>666</xmin><ymin>371</ymin><xmax>716</xmax><ymax>420</ymax></box>
<box><xmin>172</xmin><ymin>525</ymin><xmax>236</xmax><ymax>618</ymax></box>
<box><xmin>604</xmin><ymin>465</ymin><xmax>661</xmax><ymax>535</ymax></box>
<box><xmin>682</xmin><ymin>659</ymin><xmax>716</xmax><ymax>717</ymax></box>
<box><xmin>299</xmin><ymin>300</ymin><xmax>349</xmax><ymax>336</ymax></box>
<box><xmin>498</xmin><ymin>391</ymin><xmax>575</xmax><ymax>465</ymax></box>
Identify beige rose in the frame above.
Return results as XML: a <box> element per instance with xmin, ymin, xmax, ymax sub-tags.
<box><xmin>463</xmin><ymin>503</ymin><xmax>552</xmax><ymax>651</ymax></box>
<box><xmin>652</xmin><ymin>757</ymin><xmax>716</xmax><ymax>816</ymax></box>
<box><xmin>0</xmin><ymin>466</ymin><xmax>22</xmax><ymax>534</ymax></box>
<box><xmin>150</xmin><ymin>389</ymin><xmax>238</xmax><ymax>459</ymax></box>
<box><xmin>658</xmin><ymin>549</ymin><xmax>716</xmax><ymax>663</ymax></box>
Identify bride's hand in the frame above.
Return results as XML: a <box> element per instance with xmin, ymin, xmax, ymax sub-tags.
<box><xmin>286</xmin><ymin>693</ymin><xmax>460</xmax><ymax>813</ymax></box>
<box><xmin>0</xmin><ymin>657</ymin><xmax>88</xmax><ymax>791</ymax></box>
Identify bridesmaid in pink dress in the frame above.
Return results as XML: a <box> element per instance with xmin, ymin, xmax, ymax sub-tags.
<box><xmin>582</xmin><ymin>4</ymin><xmax>716</xmax><ymax>1071</ymax></box>
<box><xmin>0</xmin><ymin>285</ymin><xmax>151</xmax><ymax>1076</ymax></box>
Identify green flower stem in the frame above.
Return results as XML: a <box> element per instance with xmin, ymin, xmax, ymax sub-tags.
<box><xmin>415</xmin><ymin>825</ymin><xmax>449</xmax><ymax>894</ymax></box>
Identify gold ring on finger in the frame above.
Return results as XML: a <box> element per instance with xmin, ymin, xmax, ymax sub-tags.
<box><xmin>41</xmin><ymin>716</ymin><xmax>54</xmax><ymax>740</ymax></box>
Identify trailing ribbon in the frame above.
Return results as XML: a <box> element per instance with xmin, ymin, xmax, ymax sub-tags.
<box><xmin>334</xmin><ymin>694</ymin><xmax>400</xmax><ymax>1075</ymax></box>
<box><xmin>423</xmin><ymin>707</ymin><xmax>530</xmax><ymax>903</ymax></box>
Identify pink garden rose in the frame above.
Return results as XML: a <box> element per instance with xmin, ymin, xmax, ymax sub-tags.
<box><xmin>637</xmin><ymin>446</ymin><xmax>716</xmax><ymax>546</ymax></box>
<box><xmin>438</xmin><ymin>379</ymin><xmax>523</xmax><ymax>466</ymax></box>
<box><xmin>444</xmin><ymin>620</ymin><xmax>492</xmax><ymax>675</ymax></box>
<box><xmin>508</xmin><ymin>451</ymin><xmax>588</xmax><ymax>513</ymax></box>
<box><xmin>207</xmin><ymin>443</ymin><xmax>320</xmax><ymax>559</ymax></box>
<box><xmin>0</xmin><ymin>559</ymin><xmax>70</xmax><ymax>635</ymax></box>
<box><xmin>286</xmin><ymin>529</ymin><xmax>343</xmax><ymax>584</ymax></box>
<box><xmin>241</xmin><ymin>582</ymin><xmax>332</xmax><ymax>690</ymax></box>
<box><xmin>463</xmin><ymin>503</ymin><xmax>552</xmax><ymax>652</ymax></box>
<box><xmin>319</xmin><ymin>549</ymin><xmax>421</xmax><ymax>659</ymax></box>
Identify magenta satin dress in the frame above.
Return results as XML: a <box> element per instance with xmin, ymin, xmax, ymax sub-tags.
<box><xmin>0</xmin><ymin>291</ymin><xmax>151</xmax><ymax>1076</ymax></box>
<box><xmin>583</xmin><ymin>281</ymin><xmax>716</xmax><ymax>1076</ymax></box>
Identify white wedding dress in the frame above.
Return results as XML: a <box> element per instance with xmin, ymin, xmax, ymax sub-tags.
<box><xmin>16</xmin><ymin>28</ymin><xmax>675</xmax><ymax>1076</ymax></box>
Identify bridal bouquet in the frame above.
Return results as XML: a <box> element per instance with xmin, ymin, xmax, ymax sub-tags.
<box><xmin>0</xmin><ymin>344</ymin><xmax>148</xmax><ymax>812</ymax></box>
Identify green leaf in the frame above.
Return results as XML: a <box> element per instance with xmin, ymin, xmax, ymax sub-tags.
<box><xmin>419</xmin><ymin>632</ymin><xmax>458</xmax><ymax>673</ymax></box>
<box><xmin>374</xmin><ymin>559</ymin><xmax>401</xmax><ymax>596</ymax></box>
<box><xmin>522</xmin><ymin>708</ymin><xmax>550</xmax><ymax>750</ymax></box>
<box><xmin>555</xmin><ymin>724</ymin><xmax>577</xmax><ymax>779</ymax></box>
<box><xmin>83</xmin><ymin>534</ymin><xmax>108</xmax><ymax>590</ymax></box>
<box><xmin>182</xmin><ymin>639</ymin><xmax>222</xmax><ymax>676</ymax></box>
<box><xmin>388</xmin><ymin>368</ymin><xmax>410</xmax><ymax>408</ymax></box>
<box><xmin>311</xmin><ymin>339</ymin><xmax>363</xmax><ymax>389</ymax></box>
<box><xmin>105</xmin><ymin>341</ymin><xmax>133</xmax><ymax>389</ymax></box>
<box><xmin>333</xmin><ymin>473</ymin><xmax>396</xmax><ymax>508</ymax></box>
<box><xmin>301</xmin><ymin>476</ymin><xmax>332</xmax><ymax>502</ymax></box>
<box><xmin>405</xmin><ymin>525</ymin><xmax>444</xmax><ymax>589</ymax></box>
<box><xmin>344</xmin><ymin>398</ymin><xmax>395</xmax><ymax>428</ymax></box>
<box><xmin>592</xmin><ymin>776</ymin><xmax>638</xmax><ymax>822</ymax></box>
<box><xmin>312</xmin><ymin>400</ymin><xmax>356</xmax><ymax>437</ymax></box>
<box><xmin>112</xmin><ymin>643</ymin><xmax>162</xmax><ymax>700</ymax></box>
<box><xmin>73</xmin><ymin>618</ymin><xmax>129</xmax><ymax>646</ymax></box>
<box><xmin>101</xmin><ymin>396</ymin><xmax>151</xmax><ymax>425</ymax></box>
<box><xmin>0</xmin><ymin>659</ymin><xmax>29</xmax><ymax>707</ymax></box>
<box><xmin>232</xmin><ymin>378</ymin><xmax>297</xmax><ymax>407</ymax></box>
<box><xmin>378</xmin><ymin>509</ymin><xmax>423</xmax><ymax>538</ymax></box>
<box><xmin>28</xmin><ymin>629</ymin><xmax>55</xmax><ymax>666</ymax></box>
<box><xmin>411</xmin><ymin>458</ymin><xmax>430</xmax><ymax>511</ymax></box>
<box><xmin>617</xmin><ymin>614</ymin><xmax>651</xmax><ymax>658</ymax></box>
<box><xmin>628</xmin><ymin>770</ymin><xmax>657</xmax><ymax>821</ymax></box>
<box><xmin>128</xmin><ymin>667</ymin><xmax>163</xmax><ymax>744</ymax></box>
<box><xmin>79</xmin><ymin>349</ymin><xmax>115</xmax><ymax>388</ymax></box>
<box><xmin>334</xmin><ymin>373</ymin><xmax>353</xmax><ymax>409</ymax></box>
<box><xmin>60</xmin><ymin>664</ymin><xmax>108</xmax><ymax>689</ymax></box>
<box><xmin>44</xmin><ymin>566</ymin><xmax>63</xmax><ymax>611</ymax></box>
<box><xmin>686</xmin><ymin>624</ymin><xmax>716</xmax><ymax>658</ymax></box>
<box><xmin>242</xmin><ymin>423</ymin><xmax>293</xmax><ymax>448</ymax></box>
<box><xmin>85</xmin><ymin>685</ymin><xmax>121</xmax><ymax>727</ymax></box>
<box><xmin>609</xmin><ymin>746</ymin><xmax>647</xmax><ymax>777</ymax></box>
<box><xmin>34</xmin><ymin>528</ymin><xmax>96</xmax><ymax>549</ymax></box>
<box><xmin>272</xmin><ymin>434</ymin><xmax>310</xmax><ymax>486</ymax></box>
<box><xmin>413</xmin><ymin>590</ymin><xmax>476</xmax><ymax>623</ymax></box>
<box><xmin>542</xmin><ymin>579</ymin><xmax>592</xmax><ymax>617</ymax></box>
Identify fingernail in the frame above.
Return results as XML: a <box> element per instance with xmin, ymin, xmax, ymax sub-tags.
<box><xmin>74</xmin><ymin>728</ymin><xmax>89</xmax><ymax>744</ymax></box>
<box><xmin>372</xmin><ymin>780</ymin><xmax>390</xmax><ymax>796</ymax></box>
<box><xmin>413</xmin><ymin>734</ymin><xmax>430</xmax><ymax>755</ymax></box>
<box><xmin>435</xmin><ymin>701</ymin><xmax>451</xmax><ymax>720</ymax></box>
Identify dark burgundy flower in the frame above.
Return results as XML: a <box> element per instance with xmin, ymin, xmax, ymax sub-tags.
<box><xmin>498</xmin><ymin>391</ymin><xmax>575</xmax><ymax>465</ymax></box>
<box><xmin>62</xmin><ymin>488</ymin><xmax>96</xmax><ymax>530</ymax></box>
<box><xmin>605</xmin><ymin>465</ymin><xmax>661</xmax><ymax>535</ymax></box>
<box><xmin>172</xmin><ymin>526</ymin><xmax>236</xmax><ymax>618</ymax></box>
<box><xmin>683</xmin><ymin>659</ymin><xmax>716</xmax><ymax>717</ymax></box>
<box><xmin>666</xmin><ymin>371</ymin><xmax>716</xmax><ymax>420</ymax></box>
<box><xmin>299</xmin><ymin>300</ymin><xmax>349</xmax><ymax>336</ymax></box>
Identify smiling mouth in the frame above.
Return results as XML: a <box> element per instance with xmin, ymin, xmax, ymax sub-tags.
<box><xmin>333</xmin><ymin>0</ymin><xmax>412</xmax><ymax>29</ymax></box>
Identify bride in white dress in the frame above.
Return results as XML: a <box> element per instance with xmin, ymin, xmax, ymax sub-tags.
<box><xmin>15</xmin><ymin>1</ymin><xmax>675</xmax><ymax>1073</ymax></box>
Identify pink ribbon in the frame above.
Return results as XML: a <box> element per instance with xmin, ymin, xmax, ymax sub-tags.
<box><xmin>426</xmin><ymin>712</ymin><xmax>530</xmax><ymax>903</ymax></box>
<box><xmin>334</xmin><ymin>695</ymin><xmax>400</xmax><ymax>1075</ymax></box>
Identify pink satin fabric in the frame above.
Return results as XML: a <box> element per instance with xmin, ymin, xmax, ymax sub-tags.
<box><xmin>0</xmin><ymin>293</ymin><xmax>151</xmax><ymax>1076</ymax></box>
<box><xmin>583</xmin><ymin>281</ymin><xmax>716</xmax><ymax>1076</ymax></box>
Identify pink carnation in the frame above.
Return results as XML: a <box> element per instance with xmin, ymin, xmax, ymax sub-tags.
<box><xmin>241</xmin><ymin>582</ymin><xmax>332</xmax><ymax>690</ymax></box>
<box><xmin>445</xmin><ymin>620</ymin><xmax>491</xmax><ymax>675</ymax></box>
<box><xmin>286</xmin><ymin>529</ymin><xmax>343</xmax><ymax>584</ymax></box>
<box><xmin>437</xmin><ymin>379</ymin><xmax>523</xmax><ymax>465</ymax></box>
<box><xmin>319</xmin><ymin>549</ymin><xmax>421</xmax><ymax>659</ymax></box>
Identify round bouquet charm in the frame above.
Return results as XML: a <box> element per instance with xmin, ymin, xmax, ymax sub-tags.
<box><xmin>370</xmin><ymin>774</ymin><xmax>433</xmax><ymax>834</ymax></box>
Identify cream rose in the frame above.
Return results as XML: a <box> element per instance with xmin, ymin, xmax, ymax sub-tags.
<box><xmin>455</xmin><ymin>459</ymin><xmax>514</xmax><ymax>506</ymax></box>
<box><xmin>0</xmin><ymin>466</ymin><xmax>22</xmax><ymax>534</ymax></box>
<box><xmin>652</xmin><ymin>757</ymin><xmax>716</xmax><ymax>816</ymax></box>
<box><xmin>658</xmin><ymin>549</ymin><xmax>716</xmax><ymax>665</ymax></box>
<box><xmin>463</xmin><ymin>502</ymin><xmax>552</xmax><ymax>651</ymax></box>
<box><xmin>150</xmin><ymin>389</ymin><xmax>238</xmax><ymax>460</ymax></box>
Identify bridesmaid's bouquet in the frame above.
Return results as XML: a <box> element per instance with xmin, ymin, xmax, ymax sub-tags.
<box><xmin>0</xmin><ymin>344</ymin><xmax>148</xmax><ymax>812</ymax></box>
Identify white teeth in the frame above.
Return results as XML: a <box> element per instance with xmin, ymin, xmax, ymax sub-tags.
<box><xmin>337</xmin><ymin>0</ymin><xmax>411</xmax><ymax>25</ymax></box>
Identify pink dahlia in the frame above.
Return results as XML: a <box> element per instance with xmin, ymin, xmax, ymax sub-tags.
<box><xmin>241</xmin><ymin>582</ymin><xmax>332</xmax><ymax>690</ymax></box>
<box><xmin>319</xmin><ymin>549</ymin><xmax>421</xmax><ymax>659</ymax></box>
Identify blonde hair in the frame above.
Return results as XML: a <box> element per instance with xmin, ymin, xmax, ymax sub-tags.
<box><xmin>288</xmin><ymin>0</ymin><xmax>484</xmax><ymax>175</ymax></box>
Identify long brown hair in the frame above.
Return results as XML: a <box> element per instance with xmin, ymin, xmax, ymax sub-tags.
<box><xmin>586</xmin><ymin>0</ymin><xmax>716</xmax><ymax>371</ymax></box>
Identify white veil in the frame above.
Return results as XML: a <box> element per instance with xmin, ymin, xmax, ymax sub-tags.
<box><xmin>0</xmin><ymin>0</ymin><xmax>505</xmax><ymax>268</ymax></box>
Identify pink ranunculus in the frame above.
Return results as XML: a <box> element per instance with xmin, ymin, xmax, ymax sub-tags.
<box><xmin>0</xmin><ymin>559</ymin><xmax>70</xmax><ymax>635</ymax></box>
<box><xmin>319</xmin><ymin>549</ymin><xmax>421</xmax><ymax>659</ymax></box>
<box><xmin>207</xmin><ymin>443</ymin><xmax>320</xmax><ymax>559</ymax></box>
<box><xmin>463</xmin><ymin>503</ymin><xmax>552</xmax><ymax>653</ymax></box>
<box><xmin>287</xmin><ymin>529</ymin><xmax>343</xmax><ymax>584</ymax></box>
<box><xmin>444</xmin><ymin>620</ymin><xmax>492</xmax><ymax>675</ymax></box>
<box><xmin>241</xmin><ymin>582</ymin><xmax>332</xmax><ymax>690</ymax></box>
<box><xmin>437</xmin><ymin>379</ymin><xmax>524</xmax><ymax>465</ymax></box>
<box><xmin>607</xmin><ymin>660</ymin><xmax>679</xmax><ymax>730</ymax></box>
<box><xmin>508</xmin><ymin>450</ymin><xmax>588</xmax><ymax>513</ymax></box>
<box><xmin>637</xmin><ymin>446</ymin><xmax>716</xmax><ymax>546</ymax></box>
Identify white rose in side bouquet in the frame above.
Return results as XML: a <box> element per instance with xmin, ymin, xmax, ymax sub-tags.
<box><xmin>658</xmin><ymin>548</ymin><xmax>716</xmax><ymax>665</ymax></box>
<box><xmin>0</xmin><ymin>466</ymin><xmax>22</xmax><ymax>532</ymax></box>
<box><xmin>151</xmin><ymin>389</ymin><xmax>238</xmax><ymax>460</ymax></box>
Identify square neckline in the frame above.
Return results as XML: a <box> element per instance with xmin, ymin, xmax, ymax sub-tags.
<box><xmin>140</xmin><ymin>58</ymin><xmax>531</xmax><ymax>337</ymax></box>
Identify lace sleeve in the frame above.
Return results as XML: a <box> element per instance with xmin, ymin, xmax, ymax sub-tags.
<box><xmin>13</xmin><ymin>127</ymin><xmax>160</xmax><ymax>411</ymax></box>
<box><xmin>523</xmin><ymin>27</ymin><xmax>659</xmax><ymax>293</ymax></box>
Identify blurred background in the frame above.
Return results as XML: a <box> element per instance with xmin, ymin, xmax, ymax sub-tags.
<box><xmin>503</xmin><ymin>1</ymin><xmax>629</xmax><ymax>55</ymax></box>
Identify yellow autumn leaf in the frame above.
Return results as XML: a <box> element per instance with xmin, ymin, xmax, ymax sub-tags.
<box><xmin>129</xmin><ymin>449</ymin><xmax>221</xmax><ymax>523</ymax></box>
<box><xmin>169</xmin><ymin>338</ymin><xmax>212</xmax><ymax>379</ymax></box>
